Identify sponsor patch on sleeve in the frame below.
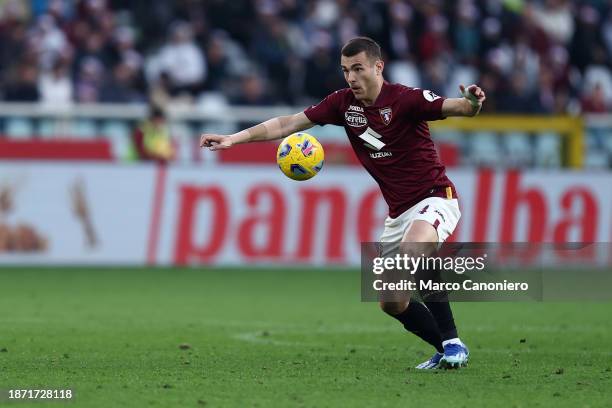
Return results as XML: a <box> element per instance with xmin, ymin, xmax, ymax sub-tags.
<box><xmin>423</xmin><ymin>89</ymin><xmax>441</xmax><ymax>102</ymax></box>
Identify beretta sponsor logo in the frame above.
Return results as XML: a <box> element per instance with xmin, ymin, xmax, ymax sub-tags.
<box><xmin>345</xmin><ymin>111</ymin><xmax>368</xmax><ymax>127</ymax></box>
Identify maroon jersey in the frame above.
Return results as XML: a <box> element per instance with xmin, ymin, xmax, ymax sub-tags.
<box><xmin>304</xmin><ymin>81</ymin><xmax>456</xmax><ymax>218</ymax></box>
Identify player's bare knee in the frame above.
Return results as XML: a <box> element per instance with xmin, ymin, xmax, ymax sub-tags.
<box><xmin>398</xmin><ymin>242</ymin><xmax>433</xmax><ymax>261</ymax></box>
<box><xmin>379</xmin><ymin>301</ymin><xmax>409</xmax><ymax>316</ymax></box>
<box><xmin>399</xmin><ymin>240</ymin><xmax>436</xmax><ymax>259</ymax></box>
<box><xmin>402</xmin><ymin>220</ymin><xmax>439</xmax><ymax>246</ymax></box>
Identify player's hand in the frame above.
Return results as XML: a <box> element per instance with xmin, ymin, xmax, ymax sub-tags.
<box><xmin>459</xmin><ymin>84</ymin><xmax>486</xmax><ymax>115</ymax></box>
<box><xmin>200</xmin><ymin>134</ymin><xmax>234</xmax><ymax>151</ymax></box>
<box><xmin>460</xmin><ymin>84</ymin><xmax>486</xmax><ymax>102</ymax></box>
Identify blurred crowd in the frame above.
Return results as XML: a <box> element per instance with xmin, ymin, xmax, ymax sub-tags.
<box><xmin>0</xmin><ymin>0</ymin><xmax>611</xmax><ymax>113</ymax></box>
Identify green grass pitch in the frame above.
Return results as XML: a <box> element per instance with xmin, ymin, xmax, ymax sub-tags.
<box><xmin>0</xmin><ymin>268</ymin><xmax>610</xmax><ymax>407</ymax></box>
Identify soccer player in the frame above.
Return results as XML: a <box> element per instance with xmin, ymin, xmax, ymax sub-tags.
<box><xmin>200</xmin><ymin>37</ymin><xmax>485</xmax><ymax>369</ymax></box>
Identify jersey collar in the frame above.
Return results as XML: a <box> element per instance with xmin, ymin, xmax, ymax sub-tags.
<box><xmin>368</xmin><ymin>80</ymin><xmax>390</xmax><ymax>108</ymax></box>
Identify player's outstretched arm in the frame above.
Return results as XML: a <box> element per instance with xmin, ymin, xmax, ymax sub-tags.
<box><xmin>200</xmin><ymin>112</ymin><xmax>314</xmax><ymax>151</ymax></box>
<box><xmin>441</xmin><ymin>84</ymin><xmax>486</xmax><ymax>118</ymax></box>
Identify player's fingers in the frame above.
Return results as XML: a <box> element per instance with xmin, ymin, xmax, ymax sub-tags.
<box><xmin>200</xmin><ymin>134</ymin><xmax>220</xmax><ymax>147</ymax></box>
<box><xmin>208</xmin><ymin>141</ymin><xmax>228</xmax><ymax>151</ymax></box>
<box><xmin>467</xmin><ymin>84</ymin><xmax>480</xmax><ymax>94</ymax></box>
<box><xmin>459</xmin><ymin>84</ymin><xmax>466</xmax><ymax>94</ymax></box>
<box><xmin>474</xmin><ymin>88</ymin><xmax>484</xmax><ymax>100</ymax></box>
<box><xmin>199</xmin><ymin>134</ymin><xmax>209</xmax><ymax>147</ymax></box>
<box><xmin>468</xmin><ymin>84</ymin><xmax>485</xmax><ymax>99</ymax></box>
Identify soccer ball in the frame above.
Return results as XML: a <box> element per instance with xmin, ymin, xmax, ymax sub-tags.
<box><xmin>276</xmin><ymin>132</ymin><xmax>324</xmax><ymax>181</ymax></box>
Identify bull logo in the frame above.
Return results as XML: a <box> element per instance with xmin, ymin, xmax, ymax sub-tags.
<box><xmin>379</xmin><ymin>107</ymin><xmax>392</xmax><ymax>125</ymax></box>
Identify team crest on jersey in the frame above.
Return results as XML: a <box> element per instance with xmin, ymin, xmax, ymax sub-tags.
<box><xmin>379</xmin><ymin>107</ymin><xmax>392</xmax><ymax>125</ymax></box>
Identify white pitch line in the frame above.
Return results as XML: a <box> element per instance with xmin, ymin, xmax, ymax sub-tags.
<box><xmin>232</xmin><ymin>327</ymin><xmax>612</xmax><ymax>357</ymax></box>
<box><xmin>0</xmin><ymin>318</ymin><xmax>48</xmax><ymax>324</ymax></box>
<box><xmin>233</xmin><ymin>331</ymin><xmax>323</xmax><ymax>348</ymax></box>
<box><xmin>202</xmin><ymin>318</ymin><xmax>611</xmax><ymax>335</ymax></box>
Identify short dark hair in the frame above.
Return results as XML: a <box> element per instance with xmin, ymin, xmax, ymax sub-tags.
<box><xmin>341</xmin><ymin>37</ymin><xmax>382</xmax><ymax>61</ymax></box>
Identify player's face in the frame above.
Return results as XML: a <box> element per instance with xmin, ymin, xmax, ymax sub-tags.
<box><xmin>341</xmin><ymin>51</ymin><xmax>383</xmax><ymax>104</ymax></box>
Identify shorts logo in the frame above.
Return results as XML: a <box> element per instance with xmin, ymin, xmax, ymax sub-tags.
<box><xmin>423</xmin><ymin>90</ymin><xmax>441</xmax><ymax>102</ymax></box>
<box><xmin>434</xmin><ymin>209</ymin><xmax>446</xmax><ymax>222</ymax></box>
<box><xmin>345</xmin><ymin>111</ymin><xmax>368</xmax><ymax>127</ymax></box>
<box><xmin>379</xmin><ymin>107</ymin><xmax>392</xmax><ymax>125</ymax></box>
<box><xmin>418</xmin><ymin>205</ymin><xmax>429</xmax><ymax>214</ymax></box>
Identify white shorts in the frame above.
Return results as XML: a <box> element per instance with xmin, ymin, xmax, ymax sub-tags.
<box><xmin>380</xmin><ymin>197</ymin><xmax>461</xmax><ymax>245</ymax></box>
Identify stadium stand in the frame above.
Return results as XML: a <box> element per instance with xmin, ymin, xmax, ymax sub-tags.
<box><xmin>0</xmin><ymin>0</ymin><xmax>610</xmax><ymax>167</ymax></box>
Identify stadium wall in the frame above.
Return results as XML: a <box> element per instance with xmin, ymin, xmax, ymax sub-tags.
<box><xmin>0</xmin><ymin>163</ymin><xmax>610</xmax><ymax>266</ymax></box>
